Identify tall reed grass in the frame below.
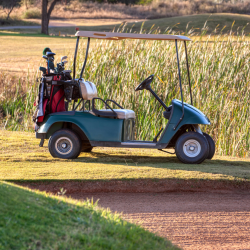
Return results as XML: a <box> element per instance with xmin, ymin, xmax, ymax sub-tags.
<box><xmin>0</xmin><ymin>27</ymin><xmax>249</xmax><ymax>157</ymax></box>
<box><xmin>0</xmin><ymin>72</ymin><xmax>38</xmax><ymax>131</ymax></box>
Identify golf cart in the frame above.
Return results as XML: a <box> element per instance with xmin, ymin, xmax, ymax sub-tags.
<box><xmin>34</xmin><ymin>31</ymin><xmax>215</xmax><ymax>164</ymax></box>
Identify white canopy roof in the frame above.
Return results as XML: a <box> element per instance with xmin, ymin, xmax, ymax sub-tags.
<box><xmin>75</xmin><ymin>31</ymin><xmax>191</xmax><ymax>41</ymax></box>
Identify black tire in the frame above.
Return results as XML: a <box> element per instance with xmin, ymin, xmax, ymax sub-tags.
<box><xmin>175</xmin><ymin>132</ymin><xmax>209</xmax><ymax>164</ymax></box>
<box><xmin>81</xmin><ymin>145</ymin><xmax>93</xmax><ymax>152</ymax></box>
<box><xmin>203</xmin><ymin>132</ymin><xmax>215</xmax><ymax>160</ymax></box>
<box><xmin>48</xmin><ymin>129</ymin><xmax>82</xmax><ymax>159</ymax></box>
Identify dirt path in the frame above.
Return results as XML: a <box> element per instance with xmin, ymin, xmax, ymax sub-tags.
<box><xmin>71</xmin><ymin>192</ymin><xmax>250</xmax><ymax>250</ymax></box>
<box><xmin>20</xmin><ymin>180</ymin><xmax>250</xmax><ymax>249</ymax></box>
<box><xmin>0</xmin><ymin>21</ymin><xmax>75</xmax><ymax>30</ymax></box>
<box><xmin>0</xmin><ymin>18</ymin><xmax>141</xmax><ymax>30</ymax></box>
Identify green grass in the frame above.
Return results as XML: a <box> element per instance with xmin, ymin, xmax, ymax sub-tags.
<box><xmin>0</xmin><ymin>31</ymin><xmax>71</xmax><ymax>37</ymax></box>
<box><xmin>0</xmin><ymin>181</ymin><xmax>178</xmax><ymax>250</ymax></box>
<box><xmin>2</xmin><ymin>14</ymin><xmax>250</xmax><ymax>35</ymax></box>
<box><xmin>0</xmin><ymin>130</ymin><xmax>249</xmax><ymax>182</ymax></box>
<box><xmin>126</xmin><ymin>13</ymin><xmax>250</xmax><ymax>34</ymax></box>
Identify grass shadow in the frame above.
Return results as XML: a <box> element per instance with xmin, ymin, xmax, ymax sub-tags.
<box><xmin>0</xmin><ymin>181</ymin><xmax>175</xmax><ymax>249</ymax></box>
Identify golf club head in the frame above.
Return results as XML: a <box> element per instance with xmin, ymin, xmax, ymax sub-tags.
<box><xmin>61</xmin><ymin>56</ymin><xmax>67</xmax><ymax>63</ymax></box>
<box><xmin>43</xmin><ymin>47</ymin><xmax>51</xmax><ymax>56</ymax></box>
<box><xmin>46</xmin><ymin>52</ymin><xmax>56</xmax><ymax>57</ymax></box>
<box><xmin>42</xmin><ymin>55</ymin><xmax>48</xmax><ymax>60</ymax></box>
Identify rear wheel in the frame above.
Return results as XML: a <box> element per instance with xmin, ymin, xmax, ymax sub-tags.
<box><xmin>48</xmin><ymin>129</ymin><xmax>82</xmax><ymax>159</ymax></box>
<box><xmin>203</xmin><ymin>133</ymin><xmax>215</xmax><ymax>159</ymax></box>
<box><xmin>175</xmin><ymin>132</ymin><xmax>209</xmax><ymax>164</ymax></box>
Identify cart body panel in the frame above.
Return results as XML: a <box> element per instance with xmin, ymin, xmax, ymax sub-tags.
<box><xmin>158</xmin><ymin>99</ymin><xmax>210</xmax><ymax>144</ymax></box>
<box><xmin>37</xmin><ymin>99</ymin><xmax>210</xmax><ymax>147</ymax></box>
<box><xmin>37</xmin><ymin>111</ymin><xmax>124</xmax><ymax>142</ymax></box>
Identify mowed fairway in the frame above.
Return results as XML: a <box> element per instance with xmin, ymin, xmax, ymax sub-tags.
<box><xmin>1</xmin><ymin>130</ymin><xmax>250</xmax><ymax>185</ymax></box>
<box><xmin>128</xmin><ymin>13</ymin><xmax>250</xmax><ymax>34</ymax></box>
<box><xmin>0</xmin><ymin>36</ymin><xmax>77</xmax><ymax>73</ymax></box>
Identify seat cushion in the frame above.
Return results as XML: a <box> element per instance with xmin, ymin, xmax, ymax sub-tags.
<box><xmin>79</xmin><ymin>79</ymin><xmax>98</xmax><ymax>100</ymax></box>
<box><xmin>98</xmin><ymin>109</ymin><xmax>135</xmax><ymax>119</ymax></box>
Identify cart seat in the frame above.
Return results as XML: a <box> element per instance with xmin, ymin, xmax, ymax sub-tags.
<box><xmin>79</xmin><ymin>79</ymin><xmax>98</xmax><ymax>100</ymax></box>
<box><xmin>79</xmin><ymin>80</ymin><xmax>135</xmax><ymax>119</ymax></box>
<box><xmin>98</xmin><ymin>109</ymin><xmax>135</xmax><ymax>119</ymax></box>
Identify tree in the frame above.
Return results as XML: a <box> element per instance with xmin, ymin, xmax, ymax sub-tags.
<box><xmin>0</xmin><ymin>0</ymin><xmax>21</xmax><ymax>20</ymax></box>
<box><xmin>41</xmin><ymin>0</ymin><xmax>60</xmax><ymax>35</ymax></box>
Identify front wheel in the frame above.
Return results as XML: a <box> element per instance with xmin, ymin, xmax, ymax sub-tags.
<box><xmin>203</xmin><ymin>132</ymin><xmax>215</xmax><ymax>159</ymax></box>
<box><xmin>48</xmin><ymin>129</ymin><xmax>82</xmax><ymax>159</ymax></box>
<box><xmin>175</xmin><ymin>132</ymin><xmax>209</xmax><ymax>164</ymax></box>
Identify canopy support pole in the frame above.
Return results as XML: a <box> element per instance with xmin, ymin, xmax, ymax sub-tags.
<box><xmin>184</xmin><ymin>41</ymin><xmax>193</xmax><ymax>106</ymax></box>
<box><xmin>73</xmin><ymin>36</ymin><xmax>80</xmax><ymax>82</ymax></box>
<box><xmin>174</xmin><ymin>39</ymin><xmax>184</xmax><ymax>131</ymax></box>
<box><xmin>79</xmin><ymin>37</ymin><xmax>90</xmax><ymax>80</ymax></box>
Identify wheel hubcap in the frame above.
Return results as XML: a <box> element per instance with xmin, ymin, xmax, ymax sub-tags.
<box><xmin>55</xmin><ymin>137</ymin><xmax>73</xmax><ymax>155</ymax></box>
<box><xmin>183</xmin><ymin>139</ymin><xmax>201</xmax><ymax>158</ymax></box>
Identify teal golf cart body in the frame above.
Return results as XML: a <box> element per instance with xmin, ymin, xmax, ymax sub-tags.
<box><xmin>38</xmin><ymin>99</ymin><xmax>210</xmax><ymax>147</ymax></box>
<box><xmin>35</xmin><ymin>31</ymin><xmax>215</xmax><ymax>164</ymax></box>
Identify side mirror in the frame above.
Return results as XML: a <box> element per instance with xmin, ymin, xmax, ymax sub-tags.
<box><xmin>61</xmin><ymin>56</ymin><xmax>67</xmax><ymax>63</ymax></box>
<box><xmin>62</xmin><ymin>60</ymin><xmax>68</xmax><ymax>64</ymax></box>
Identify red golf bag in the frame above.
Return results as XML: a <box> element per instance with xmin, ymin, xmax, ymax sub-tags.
<box><xmin>33</xmin><ymin>75</ymin><xmax>66</xmax><ymax>126</ymax></box>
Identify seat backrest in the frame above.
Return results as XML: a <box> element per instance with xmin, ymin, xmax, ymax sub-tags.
<box><xmin>79</xmin><ymin>79</ymin><xmax>98</xmax><ymax>100</ymax></box>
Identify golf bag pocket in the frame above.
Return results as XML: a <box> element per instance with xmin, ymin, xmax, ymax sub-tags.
<box><xmin>49</xmin><ymin>85</ymin><xmax>66</xmax><ymax>113</ymax></box>
<box><xmin>37</xmin><ymin>99</ymin><xmax>48</xmax><ymax>123</ymax></box>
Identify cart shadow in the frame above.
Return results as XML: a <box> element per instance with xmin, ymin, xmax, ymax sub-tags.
<box><xmin>76</xmin><ymin>151</ymin><xmax>179</xmax><ymax>164</ymax></box>
<box><xmin>76</xmin><ymin>151</ymin><xmax>250</xmax><ymax>167</ymax></box>
<box><xmin>6</xmin><ymin>149</ymin><xmax>249</xmax><ymax>181</ymax></box>
<box><xmin>77</xmin><ymin>152</ymin><xmax>250</xmax><ymax>179</ymax></box>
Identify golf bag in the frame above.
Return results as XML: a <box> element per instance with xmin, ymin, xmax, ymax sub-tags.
<box><xmin>33</xmin><ymin>75</ymin><xmax>66</xmax><ymax>128</ymax></box>
<box><xmin>34</xmin><ymin>47</ymin><xmax>84</xmax><ymax>130</ymax></box>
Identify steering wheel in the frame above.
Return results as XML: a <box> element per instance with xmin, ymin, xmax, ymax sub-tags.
<box><xmin>135</xmin><ymin>74</ymin><xmax>154</xmax><ymax>92</ymax></box>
